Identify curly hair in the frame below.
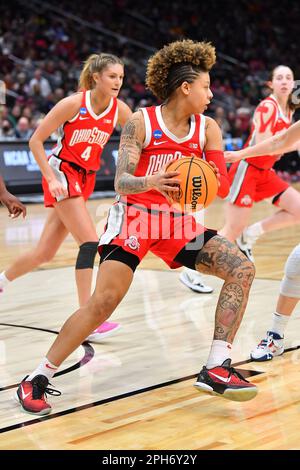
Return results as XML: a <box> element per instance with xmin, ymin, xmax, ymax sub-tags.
<box><xmin>146</xmin><ymin>39</ymin><xmax>216</xmax><ymax>101</ymax></box>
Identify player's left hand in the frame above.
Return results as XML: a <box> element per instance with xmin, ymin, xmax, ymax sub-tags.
<box><xmin>0</xmin><ymin>192</ymin><xmax>27</xmax><ymax>218</ymax></box>
<box><xmin>208</xmin><ymin>160</ymin><xmax>221</xmax><ymax>187</ymax></box>
<box><xmin>224</xmin><ymin>151</ymin><xmax>243</xmax><ymax>163</ymax></box>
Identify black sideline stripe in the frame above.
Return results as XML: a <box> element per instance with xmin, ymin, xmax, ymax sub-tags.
<box><xmin>0</xmin><ymin>322</ymin><xmax>299</xmax><ymax>435</ymax></box>
<box><xmin>0</xmin><ymin>323</ymin><xmax>94</xmax><ymax>391</ymax></box>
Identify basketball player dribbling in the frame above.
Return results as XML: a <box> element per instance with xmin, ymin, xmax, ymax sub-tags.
<box><xmin>0</xmin><ymin>53</ymin><xmax>132</xmax><ymax>341</ymax></box>
<box><xmin>16</xmin><ymin>40</ymin><xmax>258</xmax><ymax>416</ymax></box>
<box><xmin>219</xmin><ymin>65</ymin><xmax>300</xmax><ymax>262</ymax></box>
<box><xmin>225</xmin><ymin>115</ymin><xmax>300</xmax><ymax>361</ymax></box>
<box><xmin>0</xmin><ymin>174</ymin><xmax>26</xmax><ymax>220</ymax></box>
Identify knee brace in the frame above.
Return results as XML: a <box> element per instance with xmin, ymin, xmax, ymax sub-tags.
<box><xmin>75</xmin><ymin>241</ymin><xmax>99</xmax><ymax>269</ymax></box>
<box><xmin>280</xmin><ymin>244</ymin><xmax>300</xmax><ymax>298</ymax></box>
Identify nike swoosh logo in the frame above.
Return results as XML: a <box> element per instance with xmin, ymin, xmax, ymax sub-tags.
<box><xmin>46</xmin><ymin>363</ymin><xmax>57</xmax><ymax>370</ymax></box>
<box><xmin>153</xmin><ymin>140</ymin><xmax>168</xmax><ymax>146</ymax></box>
<box><xmin>21</xmin><ymin>386</ymin><xmax>31</xmax><ymax>400</ymax></box>
<box><xmin>79</xmin><ymin>116</ymin><xmax>89</xmax><ymax>120</ymax></box>
<box><xmin>209</xmin><ymin>371</ymin><xmax>231</xmax><ymax>383</ymax></box>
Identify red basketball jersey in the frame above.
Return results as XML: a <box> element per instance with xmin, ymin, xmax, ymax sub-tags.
<box><xmin>52</xmin><ymin>90</ymin><xmax>118</xmax><ymax>171</ymax></box>
<box><xmin>245</xmin><ymin>94</ymin><xmax>292</xmax><ymax>169</ymax></box>
<box><xmin>125</xmin><ymin>105</ymin><xmax>206</xmax><ymax>209</ymax></box>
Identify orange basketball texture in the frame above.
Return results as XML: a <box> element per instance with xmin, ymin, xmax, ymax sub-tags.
<box><xmin>165</xmin><ymin>157</ymin><xmax>218</xmax><ymax>211</ymax></box>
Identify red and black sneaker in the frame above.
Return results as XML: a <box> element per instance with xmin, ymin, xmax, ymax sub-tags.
<box><xmin>15</xmin><ymin>375</ymin><xmax>61</xmax><ymax>415</ymax></box>
<box><xmin>194</xmin><ymin>358</ymin><xmax>258</xmax><ymax>402</ymax></box>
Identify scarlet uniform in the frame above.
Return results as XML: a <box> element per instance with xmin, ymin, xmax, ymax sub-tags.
<box><xmin>228</xmin><ymin>94</ymin><xmax>292</xmax><ymax>207</ymax></box>
<box><xmin>43</xmin><ymin>90</ymin><xmax>118</xmax><ymax>207</ymax></box>
<box><xmin>99</xmin><ymin>105</ymin><xmax>220</xmax><ymax>268</ymax></box>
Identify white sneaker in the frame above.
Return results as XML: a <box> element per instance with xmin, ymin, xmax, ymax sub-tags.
<box><xmin>86</xmin><ymin>321</ymin><xmax>121</xmax><ymax>343</ymax></box>
<box><xmin>236</xmin><ymin>230</ymin><xmax>255</xmax><ymax>263</ymax></box>
<box><xmin>179</xmin><ymin>269</ymin><xmax>213</xmax><ymax>294</ymax></box>
<box><xmin>250</xmin><ymin>331</ymin><xmax>284</xmax><ymax>361</ymax></box>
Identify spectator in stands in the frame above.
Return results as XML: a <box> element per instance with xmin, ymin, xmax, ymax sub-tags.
<box><xmin>29</xmin><ymin>69</ymin><xmax>52</xmax><ymax>98</ymax></box>
<box><xmin>15</xmin><ymin>116</ymin><xmax>33</xmax><ymax>139</ymax></box>
<box><xmin>12</xmin><ymin>71</ymin><xmax>30</xmax><ymax>97</ymax></box>
<box><xmin>8</xmin><ymin>104</ymin><xmax>22</xmax><ymax>128</ymax></box>
<box><xmin>0</xmin><ymin>119</ymin><xmax>15</xmax><ymax>139</ymax></box>
<box><xmin>214</xmin><ymin>106</ymin><xmax>231</xmax><ymax>137</ymax></box>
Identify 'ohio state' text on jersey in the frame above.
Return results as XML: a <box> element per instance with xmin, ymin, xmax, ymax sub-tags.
<box><xmin>125</xmin><ymin>105</ymin><xmax>206</xmax><ymax>208</ymax></box>
<box><xmin>52</xmin><ymin>90</ymin><xmax>118</xmax><ymax>171</ymax></box>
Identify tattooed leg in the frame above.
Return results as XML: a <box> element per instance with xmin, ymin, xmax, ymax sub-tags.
<box><xmin>195</xmin><ymin>235</ymin><xmax>255</xmax><ymax>344</ymax></box>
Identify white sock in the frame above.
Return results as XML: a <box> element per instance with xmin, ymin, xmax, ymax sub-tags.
<box><xmin>206</xmin><ymin>340</ymin><xmax>232</xmax><ymax>369</ymax></box>
<box><xmin>245</xmin><ymin>222</ymin><xmax>264</xmax><ymax>241</ymax></box>
<box><xmin>27</xmin><ymin>357</ymin><xmax>59</xmax><ymax>382</ymax></box>
<box><xmin>0</xmin><ymin>271</ymin><xmax>10</xmax><ymax>289</ymax></box>
<box><xmin>270</xmin><ymin>312</ymin><xmax>289</xmax><ymax>338</ymax></box>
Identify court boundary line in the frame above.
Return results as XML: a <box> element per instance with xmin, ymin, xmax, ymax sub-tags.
<box><xmin>0</xmin><ymin>323</ymin><xmax>94</xmax><ymax>392</ymax></box>
<box><xmin>5</xmin><ymin>349</ymin><xmax>300</xmax><ymax>435</ymax></box>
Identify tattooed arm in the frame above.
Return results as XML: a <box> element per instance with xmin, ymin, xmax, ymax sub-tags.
<box><xmin>115</xmin><ymin>111</ymin><xmax>181</xmax><ymax>196</ymax></box>
<box><xmin>114</xmin><ymin>111</ymin><xmax>146</xmax><ymax>194</ymax></box>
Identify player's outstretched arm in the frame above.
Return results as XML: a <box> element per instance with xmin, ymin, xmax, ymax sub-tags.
<box><xmin>225</xmin><ymin>121</ymin><xmax>300</xmax><ymax>163</ymax></box>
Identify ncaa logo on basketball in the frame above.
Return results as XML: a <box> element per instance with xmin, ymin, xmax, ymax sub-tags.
<box><xmin>241</xmin><ymin>194</ymin><xmax>252</xmax><ymax>206</ymax></box>
<box><xmin>191</xmin><ymin>176</ymin><xmax>202</xmax><ymax>210</ymax></box>
<box><xmin>80</xmin><ymin>107</ymin><xmax>87</xmax><ymax>115</ymax></box>
<box><xmin>125</xmin><ymin>235</ymin><xmax>140</xmax><ymax>251</ymax></box>
<box><xmin>153</xmin><ymin>129</ymin><xmax>163</xmax><ymax>139</ymax></box>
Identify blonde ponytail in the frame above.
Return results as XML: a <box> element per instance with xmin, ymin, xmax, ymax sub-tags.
<box><xmin>78</xmin><ymin>53</ymin><xmax>124</xmax><ymax>90</ymax></box>
<box><xmin>79</xmin><ymin>54</ymin><xmax>99</xmax><ymax>90</ymax></box>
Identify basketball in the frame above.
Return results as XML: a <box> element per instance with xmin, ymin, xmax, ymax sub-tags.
<box><xmin>165</xmin><ymin>156</ymin><xmax>218</xmax><ymax>211</ymax></box>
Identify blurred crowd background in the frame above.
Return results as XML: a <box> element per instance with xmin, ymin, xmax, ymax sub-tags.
<box><xmin>1</xmin><ymin>0</ymin><xmax>300</xmax><ymax>180</ymax></box>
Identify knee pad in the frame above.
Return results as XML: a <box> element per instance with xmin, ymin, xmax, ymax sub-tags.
<box><xmin>280</xmin><ymin>244</ymin><xmax>300</xmax><ymax>298</ymax></box>
<box><xmin>75</xmin><ymin>241</ymin><xmax>99</xmax><ymax>269</ymax></box>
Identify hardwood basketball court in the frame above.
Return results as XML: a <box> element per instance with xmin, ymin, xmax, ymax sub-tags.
<box><xmin>1</xmin><ymin>194</ymin><xmax>300</xmax><ymax>450</ymax></box>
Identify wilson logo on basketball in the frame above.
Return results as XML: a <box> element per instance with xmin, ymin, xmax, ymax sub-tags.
<box><xmin>191</xmin><ymin>175</ymin><xmax>202</xmax><ymax>210</ymax></box>
<box><xmin>165</xmin><ymin>157</ymin><xmax>218</xmax><ymax>211</ymax></box>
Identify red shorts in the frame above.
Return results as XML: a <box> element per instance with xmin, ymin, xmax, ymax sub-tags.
<box><xmin>43</xmin><ymin>155</ymin><xmax>96</xmax><ymax>208</ymax></box>
<box><xmin>98</xmin><ymin>201</ymin><xmax>209</xmax><ymax>269</ymax></box>
<box><xmin>228</xmin><ymin>160</ymin><xmax>289</xmax><ymax>207</ymax></box>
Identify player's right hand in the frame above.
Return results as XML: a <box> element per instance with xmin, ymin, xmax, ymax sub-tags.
<box><xmin>48</xmin><ymin>179</ymin><xmax>69</xmax><ymax>199</ymax></box>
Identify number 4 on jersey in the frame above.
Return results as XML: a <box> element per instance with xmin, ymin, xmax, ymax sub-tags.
<box><xmin>81</xmin><ymin>146</ymin><xmax>92</xmax><ymax>161</ymax></box>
